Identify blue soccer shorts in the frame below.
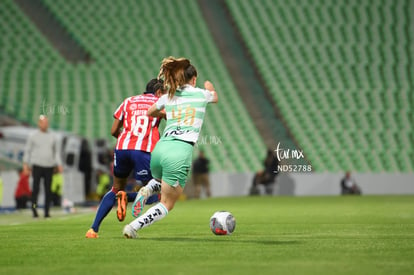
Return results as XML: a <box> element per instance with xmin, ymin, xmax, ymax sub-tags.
<box><xmin>113</xmin><ymin>149</ymin><xmax>152</xmax><ymax>182</ymax></box>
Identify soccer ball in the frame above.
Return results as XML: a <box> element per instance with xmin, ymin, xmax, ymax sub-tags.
<box><xmin>209</xmin><ymin>211</ymin><xmax>236</xmax><ymax>235</ymax></box>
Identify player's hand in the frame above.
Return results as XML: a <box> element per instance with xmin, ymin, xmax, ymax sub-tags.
<box><xmin>159</xmin><ymin>109</ymin><xmax>167</xmax><ymax>119</ymax></box>
<box><xmin>204</xmin><ymin>81</ymin><xmax>215</xmax><ymax>91</ymax></box>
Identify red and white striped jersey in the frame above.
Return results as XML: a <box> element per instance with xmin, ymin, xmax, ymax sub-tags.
<box><xmin>113</xmin><ymin>94</ymin><xmax>160</xmax><ymax>152</ymax></box>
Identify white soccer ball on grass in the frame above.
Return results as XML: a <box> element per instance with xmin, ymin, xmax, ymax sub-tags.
<box><xmin>209</xmin><ymin>211</ymin><xmax>236</xmax><ymax>235</ymax></box>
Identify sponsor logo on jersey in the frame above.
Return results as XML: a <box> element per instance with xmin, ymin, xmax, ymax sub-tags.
<box><xmin>164</xmin><ymin>128</ymin><xmax>190</xmax><ymax>137</ymax></box>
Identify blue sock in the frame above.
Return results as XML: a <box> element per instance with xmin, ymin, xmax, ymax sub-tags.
<box><xmin>127</xmin><ymin>192</ymin><xmax>137</xmax><ymax>202</ymax></box>
<box><xmin>146</xmin><ymin>194</ymin><xmax>160</xmax><ymax>205</ymax></box>
<box><xmin>91</xmin><ymin>190</ymin><xmax>116</xmax><ymax>232</ymax></box>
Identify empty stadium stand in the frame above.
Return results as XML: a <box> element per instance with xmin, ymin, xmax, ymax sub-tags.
<box><xmin>226</xmin><ymin>0</ymin><xmax>413</xmax><ymax>172</ymax></box>
<box><xmin>1</xmin><ymin>0</ymin><xmax>267</xmax><ymax>172</ymax></box>
<box><xmin>1</xmin><ymin>0</ymin><xmax>412</xmax><ymax>172</ymax></box>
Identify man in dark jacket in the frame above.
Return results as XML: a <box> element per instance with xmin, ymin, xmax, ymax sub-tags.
<box><xmin>192</xmin><ymin>150</ymin><xmax>211</xmax><ymax>198</ymax></box>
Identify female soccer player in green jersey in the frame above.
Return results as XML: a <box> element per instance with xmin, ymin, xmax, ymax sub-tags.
<box><xmin>123</xmin><ymin>56</ymin><xmax>218</xmax><ymax>238</ymax></box>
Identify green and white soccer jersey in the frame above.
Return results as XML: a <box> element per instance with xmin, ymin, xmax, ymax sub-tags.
<box><xmin>152</xmin><ymin>85</ymin><xmax>214</xmax><ymax>187</ymax></box>
<box><xmin>155</xmin><ymin>85</ymin><xmax>215</xmax><ymax>143</ymax></box>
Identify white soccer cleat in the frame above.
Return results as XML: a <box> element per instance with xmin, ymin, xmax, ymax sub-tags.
<box><xmin>123</xmin><ymin>224</ymin><xmax>137</xmax><ymax>239</ymax></box>
<box><xmin>132</xmin><ymin>187</ymin><xmax>150</xmax><ymax>218</ymax></box>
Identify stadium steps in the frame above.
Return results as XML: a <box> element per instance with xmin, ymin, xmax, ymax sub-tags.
<box><xmin>14</xmin><ymin>0</ymin><xmax>91</xmax><ymax>63</ymax></box>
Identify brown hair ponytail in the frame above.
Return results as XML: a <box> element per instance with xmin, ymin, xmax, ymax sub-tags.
<box><xmin>158</xmin><ymin>56</ymin><xmax>197</xmax><ymax>99</ymax></box>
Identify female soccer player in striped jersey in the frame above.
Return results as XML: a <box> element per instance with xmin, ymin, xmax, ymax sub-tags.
<box><xmin>123</xmin><ymin>56</ymin><xmax>218</xmax><ymax>238</ymax></box>
<box><xmin>85</xmin><ymin>78</ymin><xmax>165</xmax><ymax>238</ymax></box>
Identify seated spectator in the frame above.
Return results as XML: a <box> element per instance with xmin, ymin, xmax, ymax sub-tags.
<box><xmin>340</xmin><ymin>171</ymin><xmax>362</xmax><ymax>195</ymax></box>
<box><xmin>250</xmin><ymin>149</ymin><xmax>278</xmax><ymax>195</ymax></box>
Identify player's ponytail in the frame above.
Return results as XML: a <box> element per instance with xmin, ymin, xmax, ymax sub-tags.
<box><xmin>158</xmin><ymin>56</ymin><xmax>197</xmax><ymax>99</ymax></box>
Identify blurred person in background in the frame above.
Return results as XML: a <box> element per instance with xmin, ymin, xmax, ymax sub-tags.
<box><xmin>340</xmin><ymin>171</ymin><xmax>362</xmax><ymax>195</ymax></box>
<box><xmin>14</xmin><ymin>168</ymin><xmax>32</xmax><ymax>209</ymax></box>
<box><xmin>96</xmin><ymin>169</ymin><xmax>111</xmax><ymax>201</ymax></box>
<box><xmin>192</xmin><ymin>149</ymin><xmax>211</xmax><ymax>198</ymax></box>
<box><xmin>250</xmin><ymin>149</ymin><xmax>278</xmax><ymax>195</ymax></box>
<box><xmin>23</xmin><ymin>115</ymin><xmax>63</xmax><ymax>218</ymax></box>
<box><xmin>51</xmin><ymin>167</ymin><xmax>64</xmax><ymax>207</ymax></box>
<box><xmin>78</xmin><ymin>138</ymin><xmax>92</xmax><ymax>200</ymax></box>
<box><xmin>0</xmin><ymin>174</ymin><xmax>3</xmax><ymax>207</ymax></box>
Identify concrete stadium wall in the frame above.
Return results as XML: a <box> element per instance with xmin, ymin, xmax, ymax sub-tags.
<box><xmin>195</xmin><ymin>172</ymin><xmax>414</xmax><ymax>198</ymax></box>
<box><xmin>1</xmin><ymin>170</ymin><xmax>414</xmax><ymax>208</ymax></box>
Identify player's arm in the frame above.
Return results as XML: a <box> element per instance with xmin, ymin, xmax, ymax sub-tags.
<box><xmin>148</xmin><ymin>95</ymin><xmax>166</xmax><ymax>117</ymax></box>
<box><xmin>204</xmin><ymin>80</ymin><xmax>218</xmax><ymax>103</ymax></box>
<box><xmin>112</xmin><ymin>100</ymin><xmax>125</xmax><ymax>138</ymax></box>
<box><xmin>158</xmin><ymin>109</ymin><xmax>167</xmax><ymax>120</ymax></box>
<box><xmin>147</xmin><ymin>104</ymin><xmax>163</xmax><ymax>117</ymax></box>
<box><xmin>111</xmin><ymin>118</ymin><xmax>123</xmax><ymax>138</ymax></box>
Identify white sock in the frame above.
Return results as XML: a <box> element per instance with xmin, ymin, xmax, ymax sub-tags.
<box><xmin>129</xmin><ymin>202</ymin><xmax>168</xmax><ymax>231</ymax></box>
<box><xmin>146</xmin><ymin>179</ymin><xmax>161</xmax><ymax>194</ymax></box>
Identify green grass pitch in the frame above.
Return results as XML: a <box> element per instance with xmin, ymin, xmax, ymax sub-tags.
<box><xmin>0</xmin><ymin>195</ymin><xmax>413</xmax><ymax>275</ymax></box>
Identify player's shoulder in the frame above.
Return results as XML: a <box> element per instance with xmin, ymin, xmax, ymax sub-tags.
<box><xmin>181</xmin><ymin>86</ymin><xmax>207</xmax><ymax>96</ymax></box>
<box><xmin>159</xmin><ymin>94</ymin><xmax>168</xmax><ymax>100</ymax></box>
<box><xmin>183</xmin><ymin>85</ymin><xmax>204</xmax><ymax>93</ymax></box>
<box><xmin>120</xmin><ymin>95</ymin><xmax>134</xmax><ymax>104</ymax></box>
<box><xmin>131</xmin><ymin>93</ymin><xmax>158</xmax><ymax>103</ymax></box>
<box><xmin>157</xmin><ymin>94</ymin><xmax>168</xmax><ymax>103</ymax></box>
<box><xmin>192</xmin><ymin>87</ymin><xmax>211</xmax><ymax>99</ymax></box>
<box><xmin>145</xmin><ymin>93</ymin><xmax>159</xmax><ymax>103</ymax></box>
